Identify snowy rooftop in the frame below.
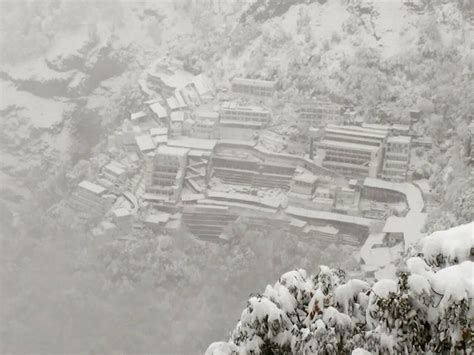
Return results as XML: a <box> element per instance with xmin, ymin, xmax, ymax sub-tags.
<box><xmin>387</xmin><ymin>135</ymin><xmax>411</xmax><ymax>144</ymax></box>
<box><xmin>104</xmin><ymin>162</ymin><xmax>126</xmax><ymax>176</ymax></box>
<box><xmin>294</xmin><ymin>173</ymin><xmax>317</xmax><ymax>184</ymax></box>
<box><xmin>170</xmin><ymin>111</ymin><xmax>185</xmax><ymax>122</ymax></box>
<box><xmin>166</xmin><ymin>97</ymin><xmax>180</xmax><ymax>110</ymax></box>
<box><xmin>78</xmin><ymin>180</ymin><xmax>106</xmax><ymax>195</ymax></box>
<box><xmin>325</xmin><ymin>124</ymin><xmax>388</xmax><ymax>139</ymax></box>
<box><xmin>149</xmin><ymin>102</ymin><xmax>168</xmax><ymax>118</ymax></box>
<box><xmin>192</xmin><ymin>73</ymin><xmax>214</xmax><ymax>97</ymax></box>
<box><xmin>167</xmin><ymin>138</ymin><xmax>217</xmax><ymax>151</ymax></box>
<box><xmin>112</xmin><ymin>208</ymin><xmax>131</xmax><ymax>218</ymax></box>
<box><xmin>319</xmin><ymin>139</ymin><xmax>380</xmax><ymax>152</ymax></box>
<box><xmin>195</xmin><ymin>110</ymin><xmax>219</xmax><ymax>120</ymax></box>
<box><xmin>156</xmin><ymin>145</ymin><xmax>189</xmax><ymax>157</ymax></box>
<box><xmin>231</xmin><ymin>77</ymin><xmax>276</xmax><ymax>88</ymax></box>
<box><xmin>135</xmin><ymin>134</ymin><xmax>156</xmax><ymax>152</ymax></box>
<box><xmin>286</xmin><ymin>206</ymin><xmax>372</xmax><ymax>227</ymax></box>
<box><xmin>149</xmin><ymin>127</ymin><xmax>168</xmax><ymax>136</ymax></box>
<box><xmin>145</xmin><ymin>213</ymin><xmax>171</xmax><ymax>224</ymax></box>
<box><xmin>130</xmin><ymin>111</ymin><xmax>147</xmax><ymax>121</ymax></box>
<box><xmin>221</xmin><ymin>101</ymin><xmax>270</xmax><ymax>114</ymax></box>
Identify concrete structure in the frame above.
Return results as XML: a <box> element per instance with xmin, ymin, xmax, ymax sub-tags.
<box><xmin>317</xmin><ymin>125</ymin><xmax>387</xmax><ymax>178</ymax></box>
<box><xmin>145</xmin><ymin>145</ymin><xmax>189</xmax><ymax>203</ymax></box>
<box><xmin>231</xmin><ymin>77</ymin><xmax>276</xmax><ymax>97</ymax></box>
<box><xmin>296</xmin><ymin>99</ymin><xmax>343</xmax><ymax>127</ymax></box>
<box><xmin>149</xmin><ymin>102</ymin><xmax>168</xmax><ymax>121</ymax></box>
<box><xmin>102</xmin><ymin>162</ymin><xmax>127</xmax><ymax>184</ymax></box>
<box><xmin>68</xmin><ymin>181</ymin><xmax>113</xmax><ymax>223</ymax></box>
<box><xmin>291</xmin><ymin>173</ymin><xmax>317</xmax><ymax>196</ymax></box>
<box><xmin>135</xmin><ymin>134</ymin><xmax>156</xmax><ymax>154</ymax></box>
<box><xmin>219</xmin><ymin>102</ymin><xmax>270</xmax><ymax>126</ymax></box>
<box><xmin>210</xmin><ymin>146</ymin><xmax>296</xmax><ymax>190</ymax></box>
<box><xmin>112</xmin><ymin>208</ymin><xmax>132</xmax><ymax>231</ymax></box>
<box><xmin>170</xmin><ymin>111</ymin><xmax>185</xmax><ymax>137</ymax></box>
<box><xmin>182</xmin><ymin>204</ymin><xmax>238</xmax><ymax>241</ymax></box>
<box><xmin>382</xmin><ymin>136</ymin><xmax>411</xmax><ymax>182</ymax></box>
<box><xmin>313</xmin><ymin>186</ymin><xmax>335</xmax><ymax>210</ymax></box>
<box><xmin>218</xmin><ymin>102</ymin><xmax>270</xmax><ymax>139</ymax></box>
<box><xmin>191</xmin><ymin>119</ymin><xmax>217</xmax><ymax>139</ymax></box>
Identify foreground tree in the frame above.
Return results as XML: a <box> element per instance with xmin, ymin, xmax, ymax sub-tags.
<box><xmin>206</xmin><ymin>222</ymin><xmax>473</xmax><ymax>355</ymax></box>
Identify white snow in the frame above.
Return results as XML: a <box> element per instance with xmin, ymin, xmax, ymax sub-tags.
<box><xmin>420</xmin><ymin>222</ymin><xmax>474</xmax><ymax>264</ymax></box>
<box><xmin>205</xmin><ymin>341</ymin><xmax>238</xmax><ymax>355</ymax></box>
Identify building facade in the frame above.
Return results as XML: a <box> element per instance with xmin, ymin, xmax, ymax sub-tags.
<box><xmin>231</xmin><ymin>77</ymin><xmax>276</xmax><ymax>97</ymax></box>
<box><xmin>297</xmin><ymin>99</ymin><xmax>343</xmax><ymax>127</ymax></box>
<box><xmin>68</xmin><ymin>180</ymin><xmax>112</xmax><ymax>223</ymax></box>
<box><xmin>316</xmin><ymin>125</ymin><xmax>387</xmax><ymax>178</ymax></box>
<box><xmin>145</xmin><ymin>145</ymin><xmax>189</xmax><ymax>203</ymax></box>
<box><xmin>382</xmin><ymin>136</ymin><xmax>411</xmax><ymax>182</ymax></box>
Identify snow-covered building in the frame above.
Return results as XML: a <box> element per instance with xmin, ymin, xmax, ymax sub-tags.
<box><xmin>231</xmin><ymin>77</ymin><xmax>276</xmax><ymax>97</ymax></box>
<box><xmin>112</xmin><ymin>208</ymin><xmax>132</xmax><ymax>231</ymax></box>
<box><xmin>68</xmin><ymin>180</ymin><xmax>113</xmax><ymax>223</ymax></box>
<box><xmin>182</xmin><ymin>204</ymin><xmax>238</xmax><ymax>241</ymax></box>
<box><xmin>148</xmin><ymin>102</ymin><xmax>168</xmax><ymax>121</ymax></box>
<box><xmin>296</xmin><ymin>99</ymin><xmax>343</xmax><ymax>127</ymax></box>
<box><xmin>291</xmin><ymin>173</ymin><xmax>317</xmax><ymax>196</ymax></box>
<box><xmin>191</xmin><ymin>119</ymin><xmax>217</xmax><ymax>139</ymax></box>
<box><xmin>135</xmin><ymin>134</ymin><xmax>156</xmax><ymax>155</ymax></box>
<box><xmin>316</xmin><ymin>125</ymin><xmax>387</xmax><ymax>178</ymax></box>
<box><xmin>144</xmin><ymin>145</ymin><xmax>189</xmax><ymax>203</ymax></box>
<box><xmin>382</xmin><ymin>136</ymin><xmax>411</xmax><ymax>182</ymax></box>
<box><xmin>219</xmin><ymin>102</ymin><xmax>270</xmax><ymax>139</ymax></box>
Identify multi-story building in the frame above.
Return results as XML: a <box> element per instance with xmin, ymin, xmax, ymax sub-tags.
<box><xmin>231</xmin><ymin>77</ymin><xmax>276</xmax><ymax>97</ymax></box>
<box><xmin>218</xmin><ymin>102</ymin><xmax>271</xmax><ymax>140</ymax></box>
<box><xmin>68</xmin><ymin>181</ymin><xmax>113</xmax><ymax>223</ymax></box>
<box><xmin>316</xmin><ymin>125</ymin><xmax>387</xmax><ymax>178</ymax></box>
<box><xmin>297</xmin><ymin>99</ymin><xmax>343</xmax><ymax>127</ymax></box>
<box><xmin>144</xmin><ymin>145</ymin><xmax>189</xmax><ymax>203</ymax></box>
<box><xmin>290</xmin><ymin>173</ymin><xmax>317</xmax><ymax>197</ymax></box>
<box><xmin>382</xmin><ymin>136</ymin><xmax>411</xmax><ymax>182</ymax></box>
<box><xmin>182</xmin><ymin>204</ymin><xmax>238</xmax><ymax>242</ymax></box>
<box><xmin>220</xmin><ymin>102</ymin><xmax>270</xmax><ymax>124</ymax></box>
<box><xmin>191</xmin><ymin>119</ymin><xmax>217</xmax><ymax>139</ymax></box>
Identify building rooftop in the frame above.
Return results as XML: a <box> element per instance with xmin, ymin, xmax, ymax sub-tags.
<box><xmin>325</xmin><ymin>125</ymin><xmax>388</xmax><ymax>140</ymax></box>
<box><xmin>318</xmin><ymin>139</ymin><xmax>380</xmax><ymax>153</ymax></box>
<box><xmin>167</xmin><ymin>138</ymin><xmax>217</xmax><ymax>151</ymax></box>
<box><xmin>113</xmin><ymin>208</ymin><xmax>131</xmax><ymax>218</ymax></box>
<box><xmin>195</xmin><ymin>110</ymin><xmax>219</xmax><ymax>121</ymax></box>
<box><xmin>221</xmin><ymin>101</ymin><xmax>270</xmax><ymax>114</ymax></box>
<box><xmin>192</xmin><ymin>73</ymin><xmax>214</xmax><ymax>97</ymax></box>
<box><xmin>170</xmin><ymin>111</ymin><xmax>185</xmax><ymax>122</ymax></box>
<box><xmin>231</xmin><ymin>77</ymin><xmax>276</xmax><ymax>88</ymax></box>
<box><xmin>130</xmin><ymin>111</ymin><xmax>147</xmax><ymax>121</ymax></box>
<box><xmin>294</xmin><ymin>173</ymin><xmax>317</xmax><ymax>184</ymax></box>
<box><xmin>135</xmin><ymin>134</ymin><xmax>156</xmax><ymax>152</ymax></box>
<box><xmin>286</xmin><ymin>206</ymin><xmax>372</xmax><ymax>227</ymax></box>
<box><xmin>313</xmin><ymin>225</ymin><xmax>339</xmax><ymax>235</ymax></box>
<box><xmin>150</xmin><ymin>127</ymin><xmax>168</xmax><ymax>136</ymax></box>
<box><xmin>387</xmin><ymin>135</ymin><xmax>412</xmax><ymax>144</ymax></box>
<box><xmin>104</xmin><ymin>162</ymin><xmax>126</xmax><ymax>176</ymax></box>
<box><xmin>145</xmin><ymin>213</ymin><xmax>171</xmax><ymax>224</ymax></box>
<box><xmin>157</xmin><ymin>144</ymin><xmax>189</xmax><ymax>157</ymax></box>
<box><xmin>149</xmin><ymin>102</ymin><xmax>168</xmax><ymax>118</ymax></box>
<box><xmin>78</xmin><ymin>180</ymin><xmax>107</xmax><ymax>195</ymax></box>
<box><xmin>166</xmin><ymin>97</ymin><xmax>180</xmax><ymax>110</ymax></box>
